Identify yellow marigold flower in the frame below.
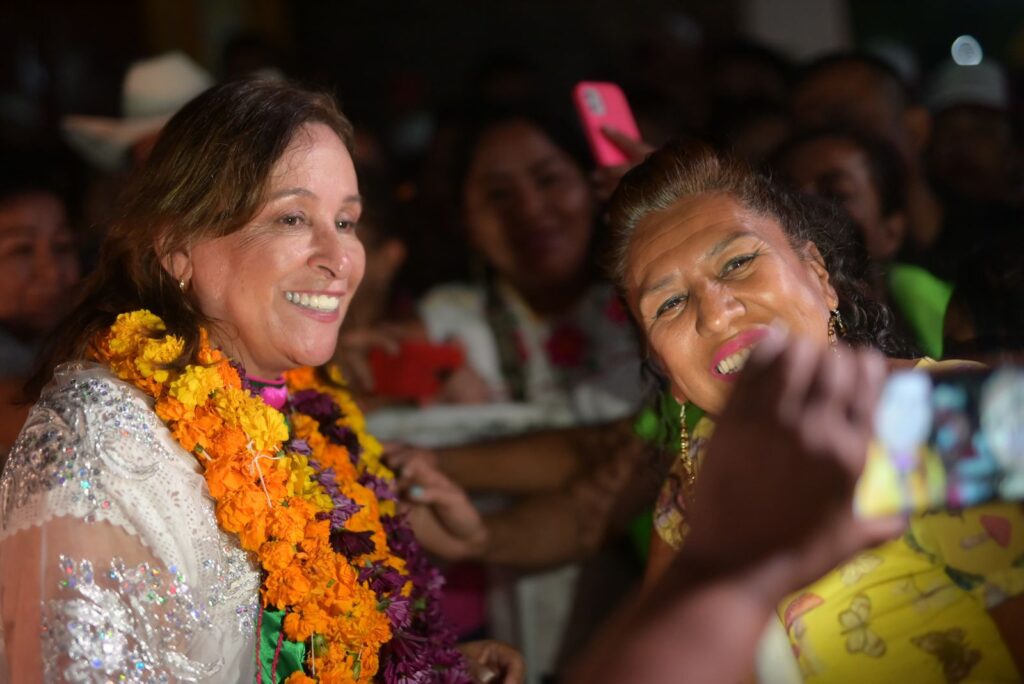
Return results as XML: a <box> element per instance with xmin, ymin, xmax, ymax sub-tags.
<box><xmin>280</xmin><ymin>453</ymin><xmax>331</xmax><ymax>509</ymax></box>
<box><xmin>214</xmin><ymin>386</ymin><xmax>288</xmax><ymax>452</ymax></box>
<box><xmin>108</xmin><ymin>310</ymin><xmax>164</xmax><ymax>356</ymax></box>
<box><xmin>135</xmin><ymin>335</ymin><xmax>185</xmax><ymax>382</ymax></box>
<box><xmin>168</xmin><ymin>364</ymin><xmax>223</xmax><ymax>409</ymax></box>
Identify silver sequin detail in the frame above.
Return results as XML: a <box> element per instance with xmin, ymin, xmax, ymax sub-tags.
<box><xmin>43</xmin><ymin>555</ymin><xmax>220</xmax><ymax>682</ymax></box>
<box><xmin>1</xmin><ymin>366</ymin><xmax>262</xmax><ymax>679</ymax></box>
<box><xmin>1</xmin><ymin>370</ymin><xmax>162</xmax><ymax>525</ymax></box>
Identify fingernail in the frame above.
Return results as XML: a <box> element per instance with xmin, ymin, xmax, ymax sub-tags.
<box><xmin>410</xmin><ymin>485</ymin><xmax>425</xmax><ymax>500</ymax></box>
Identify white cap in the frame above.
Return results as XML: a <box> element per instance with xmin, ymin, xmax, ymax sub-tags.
<box><xmin>926</xmin><ymin>58</ymin><xmax>1010</xmax><ymax>113</ymax></box>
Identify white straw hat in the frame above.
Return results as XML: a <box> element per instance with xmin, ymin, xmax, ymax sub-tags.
<box><xmin>63</xmin><ymin>51</ymin><xmax>214</xmax><ymax>170</ymax></box>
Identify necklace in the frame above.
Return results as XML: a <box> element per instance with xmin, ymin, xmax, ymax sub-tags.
<box><xmin>90</xmin><ymin>310</ymin><xmax>467</xmax><ymax>683</ymax></box>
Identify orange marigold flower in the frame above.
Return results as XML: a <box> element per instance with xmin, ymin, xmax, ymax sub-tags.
<box><xmin>283</xmin><ymin>600</ymin><xmax>331</xmax><ymax>642</ymax></box>
<box><xmin>267</xmin><ymin>499</ymin><xmax>314</xmax><ymax>544</ymax></box>
<box><xmin>218</xmin><ymin>363</ymin><xmax>242</xmax><ymax>389</ymax></box>
<box><xmin>155</xmin><ymin>396</ymin><xmax>191</xmax><ymax>423</ymax></box>
<box><xmin>283</xmin><ymin>671</ymin><xmax>317</xmax><ymax>684</ymax></box>
<box><xmin>284</xmin><ymin>366</ymin><xmax>317</xmax><ymax>390</ymax></box>
<box><xmin>240</xmin><ymin>515</ymin><xmax>268</xmax><ymax>550</ymax></box>
<box><xmin>264</xmin><ymin>563</ymin><xmax>312</xmax><ymax>609</ymax></box>
<box><xmin>208</xmin><ymin>423</ymin><xmax>249</xmax><ymax>460</ymax></box>
<box><xmin>216</xmin><ymin>488</ymin><xmax>267</xmax><ymax>535</ymax></box>
<box><xmin>259</xmin><ymin>540</ymin><xmax>296</xmax><ymax>573</ymax></box>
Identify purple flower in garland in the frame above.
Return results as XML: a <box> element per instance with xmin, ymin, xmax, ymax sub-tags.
<box><xmin>359</xmin><ymin>472</ymin><xmax>398</xmax><ymax>505</ymax></box>
<box><xmin>360</xmin><ymin>563</ymin><xmax>407</xmax><ymax>596</ymax></box>
<box><xmin>312</xmin><ymin>461</ymin><xmax>361</xmax><ymax>527</ymax></box>
<box><xmin>380</xmin><ymin>515</ymin><xmax>470</xmax><ymax>683</ymax></box>
<box><xmin>287</xmin><ymin>382</ymin><xmax>469</xmax><ymax>681</ymax></box>
<box><xmin>286</xmin><ymin>437</ymin><xmax>312</xmax><ymax>456</ymax></box>
<box><xmin>381</xmin><ymin>593</ymin><xmax>412</xmax><ymax>630</ymax></box>
<box><xmin>321</xmin><ymin>423</ymin><xmax>363</xmax><ymax>460</ymax></box>
<box><xmin>290</xmin><ymin>389</ymin><xmax>340</xmax><ymax>422</ymax></box>
<box><xmin>330</xmin><ymin>528</ymin><xmax>376</xmax><ymax>556</ymax></box>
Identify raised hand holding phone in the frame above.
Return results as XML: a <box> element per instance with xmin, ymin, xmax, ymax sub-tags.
<box><xmin>572</xmin><ymin>81</ymin><xmax>643</xmax><ymax>167</ymax></box>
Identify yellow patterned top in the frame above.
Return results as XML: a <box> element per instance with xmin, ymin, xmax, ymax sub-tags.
<box><xmin>653</xmin><ymin>360</ymin><xmax>1024</xmax><ymax>682</ymax></box>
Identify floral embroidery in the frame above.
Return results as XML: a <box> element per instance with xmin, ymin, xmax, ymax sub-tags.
<box><xmin>544</xmin><ymin>323</ymin><xmax>588</xmax><ymax>368</ymax></box>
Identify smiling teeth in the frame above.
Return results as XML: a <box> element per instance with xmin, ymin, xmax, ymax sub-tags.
<box><xmin>285</xmin><ymin>291</ymin><xmax>340</xmax><ymax>312</ymax></box>
<box><xmin>716</xmin><ymin>347</ymin><xmax>752</xmax><ymax>375</ymax></box>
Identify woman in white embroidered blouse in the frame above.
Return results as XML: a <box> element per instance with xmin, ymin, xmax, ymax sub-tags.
<box><xmin>0</xmin><ymin>79</ymin><xmax>517</xmax><ymax>683</ymax></box>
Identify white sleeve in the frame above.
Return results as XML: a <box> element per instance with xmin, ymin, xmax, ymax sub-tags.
<box><xmin>0</xmin><ymin>365</ymin><xmax>259</xmax><ymax>683</ymax></box>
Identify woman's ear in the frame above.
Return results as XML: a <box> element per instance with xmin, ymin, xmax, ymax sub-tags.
<box><xmin>801</xmin><ymin>242</ymin><xmax>839</xmax><ymax>311</ymax></box>
<box><xmin>157</xmin><ymin>238</ymin><xmax>193</xmax><ymax>287</ymax></box>
<box><xmin>644</xmin><ymin>352</ymin><xmax>688</xmax><ymax>406</ymax></box>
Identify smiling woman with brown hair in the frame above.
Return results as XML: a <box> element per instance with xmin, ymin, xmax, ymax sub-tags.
<box><xmin>0</xmin><ymin>79</ymin><xmax>519</xmax><ymax>683</ymax></box>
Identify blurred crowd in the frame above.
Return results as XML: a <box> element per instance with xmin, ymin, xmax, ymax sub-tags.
<box><xmin>2</xmin><ymin>19</ymin><xmax>1023</xmax><ymax>684</ymax></box>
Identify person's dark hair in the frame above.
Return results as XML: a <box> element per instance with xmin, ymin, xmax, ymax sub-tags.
<box><xmin>27</xmin><ymin>79</ymin><xmax>354</xmax><ymax>399</ymax></box>
<box><xmin>609</xmin><ymin>139</ymin><xmax>917</xmax><ymax>360</ymax></box>
<box><xmin>448</xmin><ymin>100</ymin><xmax>592</xmax><ymax>206</ymax></box>
<box><xmin>770</xmin><ymin>126</ymin><xmax>909</xmax><ymax>218</ymax></box>
<box><xmin>944</xmin><ymin>232</ymin><xmax>1024</xmax><ymax>357</ymax></box>
<box><xmin>795</xmin><ymin>51</ymin><xmax>917</xmax><ymax>106</ymax></box>
<box><xmin>0</xmin><ymin>151</ymin><xmax>75</xmax><ymax>212</ymax></box>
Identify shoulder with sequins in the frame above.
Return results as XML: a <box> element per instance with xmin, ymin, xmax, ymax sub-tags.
<box><xmin>0</xmin><ymin>363</ymin><xmax>172</xmax><ymax>529</ymax></box>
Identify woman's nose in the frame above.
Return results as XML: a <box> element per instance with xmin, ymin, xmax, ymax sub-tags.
<box><xmin>694</xmin><ymin>284</ymin><xmax>743</xmax><ymax>337</ymax></box>
<box><xmin>309</xmin><ymin>228</ymin><xmax>353</xmax><ymax>280</ymax></box>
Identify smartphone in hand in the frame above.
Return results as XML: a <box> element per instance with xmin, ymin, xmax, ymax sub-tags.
<box><xmin>855</xmin><ymin>365</ymin><xmax>1024</xmax><ymax>516</ymax></box>
<box><xmin>572</xmin><ymin>81</ymin><xmax>641</xmax><ymax>167</ymax></box>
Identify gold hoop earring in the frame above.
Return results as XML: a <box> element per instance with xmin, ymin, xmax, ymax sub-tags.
<box><xmin>828</xmin><ymin>308</ymin><xmax>846</xmax><ymax>350</ymax></box>
<box><xmin>679</xmin><ymin>403</ymin><xmax>696</xmax><ymax>490</ymax></box>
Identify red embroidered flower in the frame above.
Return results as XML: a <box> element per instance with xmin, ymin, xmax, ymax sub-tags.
<box><xmin>545</xmin><ymin>324</ymin><xmax>588</xmax><ymax>367</ymax></box>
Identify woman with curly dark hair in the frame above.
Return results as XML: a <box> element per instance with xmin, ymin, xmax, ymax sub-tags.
<box><xmin>609</xmin><ymin>140</ymin><xmax>1024</xmax><ymax>683</ymax></box>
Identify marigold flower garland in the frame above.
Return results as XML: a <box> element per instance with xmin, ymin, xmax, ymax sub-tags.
<box><xmin>90</xmin><ymin>310</ymin><xmax>469</xmax><ymax>683</ymax></box>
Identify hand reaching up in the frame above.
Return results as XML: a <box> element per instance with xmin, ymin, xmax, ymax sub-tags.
<box><xmin>682</xmin><ymin>331</ymin><xmax>906</xmax><ymax>603</ymax></box>
<box><xmin>592</xmin><ymin>127</ymin><xmax>654</xmax><ymax>202</ymax></box>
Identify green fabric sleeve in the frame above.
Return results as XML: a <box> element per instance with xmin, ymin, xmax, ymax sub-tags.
<box><xmin>887</xmin><ymin>262</ymin><xmax>953</xmax><ymax>359</ymax></box>
<box><xmin>260</xmin><ymin>608</ymin><xmax>307</xmax><ymax>682</ymax></box>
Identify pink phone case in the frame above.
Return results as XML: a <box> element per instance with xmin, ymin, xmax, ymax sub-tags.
<box><xmin>572</xmin><ymin>81</ymin><xmax>642</xmax><ymax>167</ymax></box>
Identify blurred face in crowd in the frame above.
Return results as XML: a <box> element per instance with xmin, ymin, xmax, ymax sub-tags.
<box><xmin>928</xmin><ymin>105</ymin><xmax>1015</xmax><ymax>202</ymax></box>
<box><xmin>792</xmin><ymin>62</ymin><xmax>925</xmax><ymax>163</ymax></box>
<box><xmin>777</xmin><ymin>136</ymin><xmax>905</xmax><ymax>263</ymax></box>
<box><xmin>463</xmin><ymin>119</ymin><xmax>594</xmax><ymax>296</ymax></box>
<box><xmin>169</xmin><ymin>123</ymin><xmax>365</xmax><ymax>378</ymax></box>
<box><xmin>624</xmin><ymin>193</ymin><xmax>836</xmax><ymax>414</ymax></box>
<box><xmin>0</xmin><ymin>191</ymin><xmax>80</xmax><ymax>335</ymax></box>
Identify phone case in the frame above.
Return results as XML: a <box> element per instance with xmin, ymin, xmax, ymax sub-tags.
<box><xmin>854</xmin><ymin>365</ymin><xmax>1024</xmax><ymax>517</ymax></box>
<box><xmin>572</xmin><ymin>81</ymin><xmax>641</xmax><ymax>167</ymax></box>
